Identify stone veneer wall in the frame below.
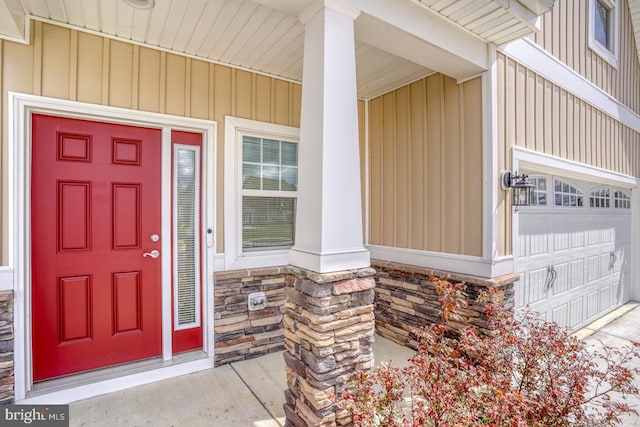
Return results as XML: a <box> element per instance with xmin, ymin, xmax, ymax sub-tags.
<box><xmin>371</xmin><ymin>260</ymin><xmax>519</xmax><ymax>349</ymax></box>
<box><xmin>213</xmin><ymin>267</ymin><xmax>287</xmax><ymax>366</ymax></box>
<box><xmin>0</xmin><ymin>291</ymin><xmax>13</xmax><ymax>404</ymax></box>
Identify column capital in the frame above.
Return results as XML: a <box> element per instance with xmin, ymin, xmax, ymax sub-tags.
<box><xmin>299</xmin><ymin>0</ymin><xmax>361</xmax><ymax>24</ymax></box>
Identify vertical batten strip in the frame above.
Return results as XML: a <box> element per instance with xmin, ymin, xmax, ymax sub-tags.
<box><xmin>33</xmin><ymin>21</ymin><xmax>42</xmax><ymax>96</ymax></box>
<box><xmin>101</xmin><ymin>38</ymin><xmax>110</xmax><ymax>105</ymax></box>
<box><xmin>459</xmin><ymin>84</ymin><xmax>465</xmax><ymax>254</ymax></box>
<box><xmin>208</xmin><ymin>63</ymin><xmax>215</xmax><ymax>121</ymax></box>
<box><xmin>439</xmin><ymin>75</ymin><xmax>446</xmax><ymax>252</ymax></box>
<box><xmin>132</xmin><ymin>45</ymin><xmax>140</xmax><ymax>110</ymax></box>
<box><xmin>185</xmin><ymin>58</ymin><xmax>191</xmax><ymax>117</ymax></box>
<box><xmin>159</xmin><ymin>51</ymin><xmax>166</xmax><ymax>114</ymax></box>
<box><xmin>422</xmin><ymin>79</ymin><xmax>429</xmax><ymax>249</ymax></box>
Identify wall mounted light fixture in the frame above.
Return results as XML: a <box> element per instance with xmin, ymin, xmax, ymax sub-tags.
<box><xmin>501</xmin><ymin>171</ymin><xmax>536</xmax><ymax>207</ymax></box>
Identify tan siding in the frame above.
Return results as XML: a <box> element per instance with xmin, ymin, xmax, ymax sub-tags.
<box><xmin>77</xmin><ymin>33</ymin><xmax>105</xmax><ymax>104</ymax></box>
<box><xmin>109</xmin><ymin>40</ymin><xmax>135</xmax><ymax>109</ymax></box>
<box><xmin>462</xmin><ymin>78</ymin><xmax>483</xmax><ymax>257</ymax></box>
<box><xmin>369</xmin><ymin>97</ymin><xmax>383</xmax><ymax>245</ymax></box>
<box><xmin>0</xmin><ymin>22</ymin><xmax>302</xmax><ymax>259</ymax></box>
<box><xmin>41</xmin><ymin>23</ymin><xmax>71</xmax><ymax>99</ymax></box>
<box><xmin>533</xmin><ymin>0</ymin><xmax>640</xmax><ymax>115</ymax></box>
<box><xmin>368</xmin><ymin>74</ymin><xmax>483</xmax><ymax>257</ymax></box>
<box><xmin>358</xmin><ymin>100</ymin><xmax>366</xmax><ymax>239</ymax></box>
<box><xmin>497</xmin><ymin>52</ymin><xmax>640</xmax><ymax>255</ymax></box>
<box><xmin>165</xmin><ymin>54</ymin><xmax>186</xmax><ymax>116</ymax></box>
<box><xmin>426</xmin><ymin>75</ymin><xmax>442</xmax><ymax>252</ymax></box>
<box><xmin>409</xmin><ymin>80</ymin><xmax>425</xmax><ymax>250</ymax></box>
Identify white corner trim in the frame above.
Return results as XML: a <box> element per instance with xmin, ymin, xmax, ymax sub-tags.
<box><xmin>514</xmin><ymin>146</ymin><xmax>639</xmax><ymax>187</ymax></box>
<box><xmin>482</xmin><ymin>44</ymin><xmax>499</xmax><ymax>264</ymax></box>
<box><xmin>0</xmin><ymin>268</ymin><xmax>12</xmax><ymax>292</ymax></box>
<box><xmin>367</xmin><ymin>245</ymin><xmax>515</xmax><ymax>278</ymax></box>
<box><xmin>223</xmin><ymin>116</ymin><xmax>300</xmax><ymax>272</ymax></box>
<box><xmin>499</xmin><ymin>38</ymin><xmax>640</xmax><ymax>134</ymax></box>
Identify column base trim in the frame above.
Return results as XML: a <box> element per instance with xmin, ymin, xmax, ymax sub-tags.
<box><xmin>288</xmin><ymin>247</ymin><xmax>370</xmax><ymax>274</ymax></box>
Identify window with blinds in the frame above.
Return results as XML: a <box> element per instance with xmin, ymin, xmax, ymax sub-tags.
<box><xmin>242</xmin><ymin>135</ymin><xmax>297</xmax><ymax>251</ymax></box>
<box><xmin>173</xmin><ymin>145</ymin><xmax>201</xmax><ymax>330</ymax></box>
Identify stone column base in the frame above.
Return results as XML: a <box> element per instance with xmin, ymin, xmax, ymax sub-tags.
<box><xmin>283</xmin><ymin>266</ymin><xmax>376</xmax><ymax>427</ymax></box>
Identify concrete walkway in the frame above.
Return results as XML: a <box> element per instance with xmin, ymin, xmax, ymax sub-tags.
<box><xmin>69</xmin><ymin>303</ymin><xmax>640</xmax><ymax>427</ymax></box>
<box><xmin>69</xmin><ymin>334</ymin><xmax>414</xmax><ymax>427</ymax></box>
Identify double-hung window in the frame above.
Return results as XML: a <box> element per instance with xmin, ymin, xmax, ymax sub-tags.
<box><xmin>224</xmin><ymin>117</ymin><xmax>300</xmax><ymax>270</ymax></box>
<box><xmin>241</xmin><ymin>136</ymin><xmax>297</xmax><ymax>251</ymax></box>
<box><xmin>589</xmin><ymin>0</ymin><xmax>618</xmax><ymax>67</ymax></box>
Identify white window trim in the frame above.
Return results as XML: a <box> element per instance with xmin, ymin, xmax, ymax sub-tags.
<box><xmin>224</xmin><ymin>116</ymin><xmax>300</xmax><ymax>271</ymax></box>
<box><xmin>588</xmin><ymin>0</ymin><xmax>619</xmax><ymax>68</ymax></box>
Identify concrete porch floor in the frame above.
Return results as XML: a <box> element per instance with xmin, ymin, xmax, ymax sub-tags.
<box><xmin>69</xmin><ymin>303</ymin><xmax>640</xmax><ymax>427</ymax></box>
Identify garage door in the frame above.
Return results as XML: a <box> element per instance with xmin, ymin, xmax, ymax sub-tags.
<box><xmin>516</xmin><ymin>176</ymin><xmax>632</xmax><ymax>330</ymax></box>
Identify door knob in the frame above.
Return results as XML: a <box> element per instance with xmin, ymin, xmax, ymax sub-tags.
<box><xmin>143</xmin><ymin>250</ymin><xmax>160</xmax><ymax>258</ymax></box>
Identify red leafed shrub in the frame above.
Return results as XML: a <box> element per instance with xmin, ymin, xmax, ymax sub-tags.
<box><xmin>340</xmin><ymin>278</ymin><xmax>640</xmax><ymax>426</ymax></box>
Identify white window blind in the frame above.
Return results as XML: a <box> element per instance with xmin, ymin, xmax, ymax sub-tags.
<box><xmin>173</xmin><ymin>145</ymin><xmax>201</xmax><ymax>330</ymax></box>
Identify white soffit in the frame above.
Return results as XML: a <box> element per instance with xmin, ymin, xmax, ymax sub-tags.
<box><xmin>415</xmin><ymin>0</ymin><xmax>542</xmax><ymax>45</ymax></box>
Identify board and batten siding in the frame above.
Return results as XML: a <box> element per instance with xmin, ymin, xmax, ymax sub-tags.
<box><xmin>497</xmin><ymin>52</ymin><xmax>640</xmax><ymax>257</ymax></box>
<box><xmin>531</xmin><ymin>0</ymin><xmax>640</xmax><ymax>115</ymax></box>
<box><xmin>368</xmin><ymin>74</ymin><xmax>483</xmax><ymax>257</ymax></box>
<box><xmin>0</xmin><ymin>21</ymin><xmax>303</xmax><ymax>263</ymax></box>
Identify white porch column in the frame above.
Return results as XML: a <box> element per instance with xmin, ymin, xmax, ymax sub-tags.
<box><xmin>289</xmin><ymin>0</ymin><xmax>370</xmax><ymax>274</ymax></box>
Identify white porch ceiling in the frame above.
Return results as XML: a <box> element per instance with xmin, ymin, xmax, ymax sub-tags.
<box><xmin>2</xmin><ymin>0</ymin><xmax>552</xmax><ymax>99</ymax></box>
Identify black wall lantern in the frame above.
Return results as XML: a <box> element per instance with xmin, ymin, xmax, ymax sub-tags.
<box><xmin>501</xmin><ymin>171</ymin><xmax>536</xmax><ymax>207</ymax></box>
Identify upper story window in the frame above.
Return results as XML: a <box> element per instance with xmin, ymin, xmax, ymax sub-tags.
<box><xmin>589</xmin><ymin>0</ymin><xmax>619</xmax><ymax>67</ymax></box>
<box><xmin>224</xmin><ymin>116</ymin><xmax>300</xmax><ymax>270</ymax></box>
<box><xmin>554</xmin><ymin>180</ymin><xmax>584</xmax><ymax>207</ymax></box>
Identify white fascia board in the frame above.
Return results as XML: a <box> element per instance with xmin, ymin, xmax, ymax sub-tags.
<box><xmin>516</xmin><ymin>0</ymin><xmax>555</xmax><ymax>17</ymax></box>
<box><xmin>345</xmin><ymin>0</ymin><xmax>488</xmax><ymax>79</ymax></box>
<box><xmin>514</xmin><ymin>146</ymin><xmax>640</xmax><ymax>187</ymax></box>
<box><xmin>367</xmin><ymin>245</ymin><xmax>514</xmax><ymax>278</ymax></box>
<box><xmin>500</xmin><ymin>38</ymin><xmax>640</xmax><ymax>134</ymax></box>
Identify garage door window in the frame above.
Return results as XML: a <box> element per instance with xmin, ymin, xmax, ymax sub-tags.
<box><xmin>529</xmin><ymin>177</ymin><xmax>548</xmax><ymax>206</ymax></box>
<box><xmin>614</xmin><ymin>189</ymin><xmax>631</xmax><ymax>209</ymax></box>
<box><xmin>590</xmin><ymin>187</ymin><xmax>610</xmax><ymax>208</ymax></box>
<box><xmin>554</xmin><ymin>180</ymin><xmax>584</xmax><ymax>207</ymax></box>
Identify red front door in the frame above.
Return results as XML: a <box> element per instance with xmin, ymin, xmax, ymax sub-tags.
<box><xmin>31</xmin><ymin>114</ymin><xmax>162</xmax><ymax>381</ymax></box>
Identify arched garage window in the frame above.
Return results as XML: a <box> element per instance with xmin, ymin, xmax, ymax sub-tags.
<box><xmin>614</xmin><ymin>189</ymin><xmax>631</xmax><ymax>209</ymax></box>
<box><xmin>554</xmin><ymin>179</ymin><xmax>583</xmax><ymax>207</ymax></box>
<box><xmin>589</xmin><ymin>187</ymin><xmax>610</xmax><ymax>208</ymax></box>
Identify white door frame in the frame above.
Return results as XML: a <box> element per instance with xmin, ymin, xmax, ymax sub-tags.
<box><xmin>8</xmin><ymin>92</ymin><xmax>217</xmax><ymax>403</ymax></box>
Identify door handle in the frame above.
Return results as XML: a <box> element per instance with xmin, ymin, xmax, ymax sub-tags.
<box><xmin>546</xmin><ymin>265</ymin><xmax>557</xmax><ymax>290</ymax></box>
<box><xmin>143</xmin><ymin>250</ymin><xmax>160</xmax><ymax>258</ymax></box>
<box><xmin>609</xmin><ymin>251</ymin><xmax>617</xmax><ymax>271</ymax></box>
